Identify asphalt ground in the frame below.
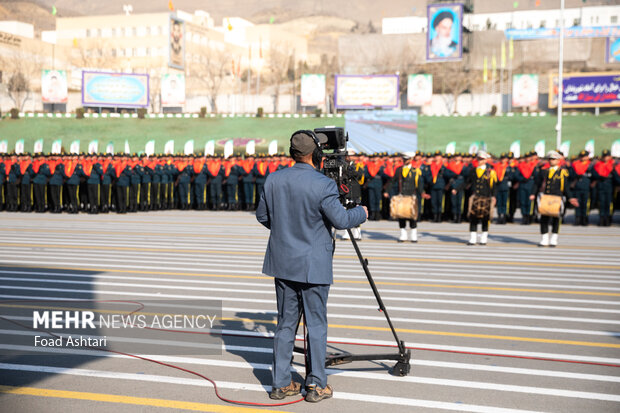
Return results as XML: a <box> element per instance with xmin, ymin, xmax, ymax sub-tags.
<box><xmin>0</xmin><ymin>210</ymin><xmax>619</xmax><ymax>413</ymax></box>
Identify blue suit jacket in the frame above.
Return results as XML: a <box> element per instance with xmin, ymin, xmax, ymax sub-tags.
<box><xmin>256</xmin><ymin>162</ymin><xmax>366</xmax><ymax>285</ymax></box>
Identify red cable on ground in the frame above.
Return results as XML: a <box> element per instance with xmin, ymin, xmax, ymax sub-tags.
<box><xmin>2</xmin><ymin>297</ymin><xmax>619</xmax><ymax>410</ymax></box>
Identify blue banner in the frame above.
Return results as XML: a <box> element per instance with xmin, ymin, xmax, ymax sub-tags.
<box><xmin>549</xmin><ymin>72</ymin><xmax>620</xmax><ymax>108</ymax></box>
<box><xmin>506</xmin><ymin>26</ymin><xmax>620</xmax><ymax>40</ymax></box>
<box><xmin>82</xmin><ymin>71</ymin><xmax>149</xmax><ymax>108</ymax></box>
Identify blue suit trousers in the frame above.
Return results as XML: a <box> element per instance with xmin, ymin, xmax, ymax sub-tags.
<box><xmin>272</xmin><ymin>278</ymin><xmax>330</xmax><ymax>389</ymax></box>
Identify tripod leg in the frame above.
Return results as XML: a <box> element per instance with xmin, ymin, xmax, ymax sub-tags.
<box><xmin>348</xmin><ymin>229</ymin><xmax>408</xmax><ymax>357</ymax></box>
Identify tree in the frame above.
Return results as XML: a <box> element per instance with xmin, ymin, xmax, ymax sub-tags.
<box><xmin>7</xmin><ymin>72</ymin><xmax>31</xmax><ymax>111</ymax></box>
<box><xmin>70</xmin><ymin>39</ymin><xmax>112</xmax><ymax>70</ymax></box>
<box><xmin>186</xmin><ymin>41</ymin><xmax>230</xmax><ymax>114</ymax></box>
<box><xmin>427</xmin><ymin>61</ymin><xmax>481</xmax><ymax>114</ymax></box>
<box><xmin>371</xmin><ymin>39</ymin><xmax>424</xmax><ymax>106</ymax></box>
<box><xmin>0</xmin><ymin>46</ymin><xmax>45</xmax><ymax>111</ymax></box>
<box><xmin>266</xmin><ymin>42</ymin><xmax>294</xmax><ymax>113</ymax></box>
<box><xmin>147</xmin><ymin>67</ymin><xmax>162</xmax><ymax>113</ymax></box>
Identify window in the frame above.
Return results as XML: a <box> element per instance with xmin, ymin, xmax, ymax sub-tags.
<box><xmin>137</xmin><ymin>47</ymin><xmax>146</xmax><ymax>57</ymax></box>
<box><xmin>137</xmin><ymin>26</ymin><xmax>147</xmax><ymax>36</ymax></box>
<box><xmin>124</xmin><ymin>27</ymin><xmax>132</xmax><ymax>37</ymax></box>
<box><xmin>540</xmin><ymin>20</ymin><xmax>546</xmax><ymax>28</ymax></box>
<box><xmin>505</xmin><ymin>22</ymin><xmax>512</xmax><ymax>30</ymax></box>
<box><xmin>612</xmin><ymin>16</ymin><xmax>618</xmax><ymax>24</ymax></box>
<box><xmin>125</xmin><ymin>47</ymin><xmax>133</xmax><ymax>57</ymax></box>
<box><xmin>573</xmin><ymin>18</ymin><xmax>580</xmax><ymax>27</ymax></box>
<box><xmin>150</xmin><ymin>25</ymin><xmax>160</xmax><ymax>36</ymax></box>
<box><xmin>118</xmin><ymin>48</ymin><xmax>125</xmax><ymax>57</ymax></box>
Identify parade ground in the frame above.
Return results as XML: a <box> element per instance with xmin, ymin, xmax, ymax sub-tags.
<box><xmin>0</xmin><ymin>211</ymin><xmax>619</xmax><ymax>412</ymax></box>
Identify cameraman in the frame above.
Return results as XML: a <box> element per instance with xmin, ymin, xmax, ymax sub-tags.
<box><xmin>256</xmin><ymin>131</ymin><xmax>367</xmax><ymax>403</ymax></box>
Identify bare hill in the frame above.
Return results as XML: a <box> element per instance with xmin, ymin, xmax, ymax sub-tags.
<box><xmin>7</xmin><ymin>0</ymin><xmax>427</xmax><ymax>25</ymax></box>
<box><xmin>0</xmin><ymin>1</ymin><xmax>61</xmax><ymax>33</ymax></box>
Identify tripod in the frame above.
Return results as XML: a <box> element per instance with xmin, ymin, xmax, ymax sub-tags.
<box><xmin>293</xmin><ymin>227</ymin><xmax>411</xmax><ymax>376</ymax></box>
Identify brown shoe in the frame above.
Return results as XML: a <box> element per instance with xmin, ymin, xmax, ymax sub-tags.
<box><xmin>305</xmin><ymin>384</ymin><xmax>333</xmax><ymax>403</ymax></box>
<box><xmin>269</xmin><ymin>380</ymin><xmax>301</xmax><ymax>400</ymax></box>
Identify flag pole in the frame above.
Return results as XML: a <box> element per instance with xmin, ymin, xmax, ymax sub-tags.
<box><xmin>556</xmin><ymin>0</ymin><xmax>565</xmax><ymax>150</ymax></box>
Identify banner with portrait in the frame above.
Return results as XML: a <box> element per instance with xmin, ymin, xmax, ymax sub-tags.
<box><xmin>407</xmin><ymin>74</ymin><xmax>433</xmax><ymax>106</ymax></box>
<box><xmin>606</xmin><ymin>37</ymin><xmax>620</xmax><ymax>64</ymax></box>
<box><xmin>169</xmin><ymin>15</ymin><xmax>185</xmax><ymax>70</ymax></box>
<box><xmin>512</xmin><ymin>74</ymin><xmax>539</xmax><ymax>108</ymax></box>
<box><xmin>41</xmin><ymin>70</ymin><xmax>68</xmax><ymax>103</ymax></box>
<box><xmin>161</xmin><ymin>73</ymin><xmax>186</xmax><ymax>106</ymax></box>
<box><xmin>427</xmin><ymin>3</ymin><xmax>463</xmax><ymax>62</ymax></box>
<box><xmin>300</xmin><ymin>74</ymin><xmax>326</xmax><ymax>106</ymax></box>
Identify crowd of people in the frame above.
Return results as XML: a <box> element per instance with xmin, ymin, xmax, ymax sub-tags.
<box><xmin>0</xmin><ymin>149</ymin><xmax>618</xmax><ymax>243</ymax></box>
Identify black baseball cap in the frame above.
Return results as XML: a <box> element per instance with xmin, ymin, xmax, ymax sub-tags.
<box><xmin>290</xmin><ymin>131</ymin><xmax>328</xmax><ymax>156</ymax></box>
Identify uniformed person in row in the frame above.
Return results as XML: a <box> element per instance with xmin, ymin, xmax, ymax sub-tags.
<box><xmin>365</xmin><ymin>154</ymin><xmax>384</xmax><ymax>220</ymax></box>
<box><xmin>531</xmin><ymin>151</ymin><xmax>578</xmax><ymax>247</ymax></box>
<box><xmin>32</xmin><ymin>153</ymin><xmax>52</xmax><ymax>213</ymax></box>
<box><xmin>426</xmin><ymin>151</ymin><xmax>456</xmax><ymax>223</ymax></box>
<box><xmin>223</xmin><ymin>155</ymin><xmax>241</xmax><ymax>210</ymax></box>
<box><xmin>381</xmin><ymin>153</ymin><xmax>400</xmax><ymax>220</ymax></box>
<box><xmin>569</xmin><ymin>150</ymin><xmax>592</xmax><ymax>226</ymax></box>
<box><xmin>592</xmin><ymin>149</ymin><xmax>615</xmax><ymax>226</ymax></box>
<box><xmin>192</xmin><ymin>154</ymin><xmax>209</xmax><ymax>210</ymax></box>
<box><xmin>18</xmin><ymin>154</ymin><xmax>34</xmax><ymax>212</ymax></box>
<box><xmin>515</xmin><ymin>151</ymin><xmax>539</xmax><ymax>225</ymax></box>
<box><xmin>239</xmin><ymin>154</ymin><xmax>257</xmax><ymax>211</ymax></box>
<box><xmin>0</xmin><ymin>156</ymin><xmax>5</xmax><ymax>211</ymax></box>
<box><xmin>65</xmin><ymin>155</ymin><xmax>84</xmax><ymax>214</ymax></box>
<box><xmin>446</xmin><ymin>153</ymin><xmax>466</xmax><ymax>223</ymax></box>
<box><xmin>254</xmin><ymin>155</ymin><xmax>270</xmax><ymax>209</ymax></box>
<box><xmin>47</xmin><ymin>156</ymin><xmax>62</xmax><ymax>213</ymax></box>
<box><xmin>396</xmin><ymin>153</ymin><xmax>427</xmax><ymax>242</ymax></box>
<box><xmin>493</xmin><ymin>153</ymin><xmax>514</xmax><ymax>224</ymax></box>
<box><xmin>85</xmin><ymin>154</ymin><xmax>103</xmax><ymax>214</ymax></box>
<box><xmin>458</xmin><ymin>151</ymin><xmax>497</xmax><ymax>246</ymax></box>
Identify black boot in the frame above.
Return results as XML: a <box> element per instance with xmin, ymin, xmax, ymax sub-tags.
<box><xmin>598</xmin><ymin>216</ymin><xmax>604</xmax><ymax>226</ymax></box>
<box><xmin>574</xmin><ymin>216</ymin><xmax>581</xmax><ymax>226</ymax></box>
<box><xmin>521</xmin><ymin>215</ymin><xmax>528</xmax><ymax>225</ymax></box>
<box><xmin>606</xmin><ymin>216</ymin><xmax>612</xmax><ymax>227</ymax></box>
<box><xmin>582</xmin><ymin>216</ymin><xmax>589</xmax><ymax>226</ymax></box>
<box><xmin>455</xmin><ymin>213</ymin><xmax>462</xmax><ymax>224</ymax></box>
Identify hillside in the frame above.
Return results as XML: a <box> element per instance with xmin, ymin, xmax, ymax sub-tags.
<box><xmin>0</xmin><ymin>1</ymin><xmax>62</xmax><ymax>34</ymax></box>
<box><xmin>3</xmin><ymin>0</ymin><xmax>613</xmax><ymax>28</ymax></box>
